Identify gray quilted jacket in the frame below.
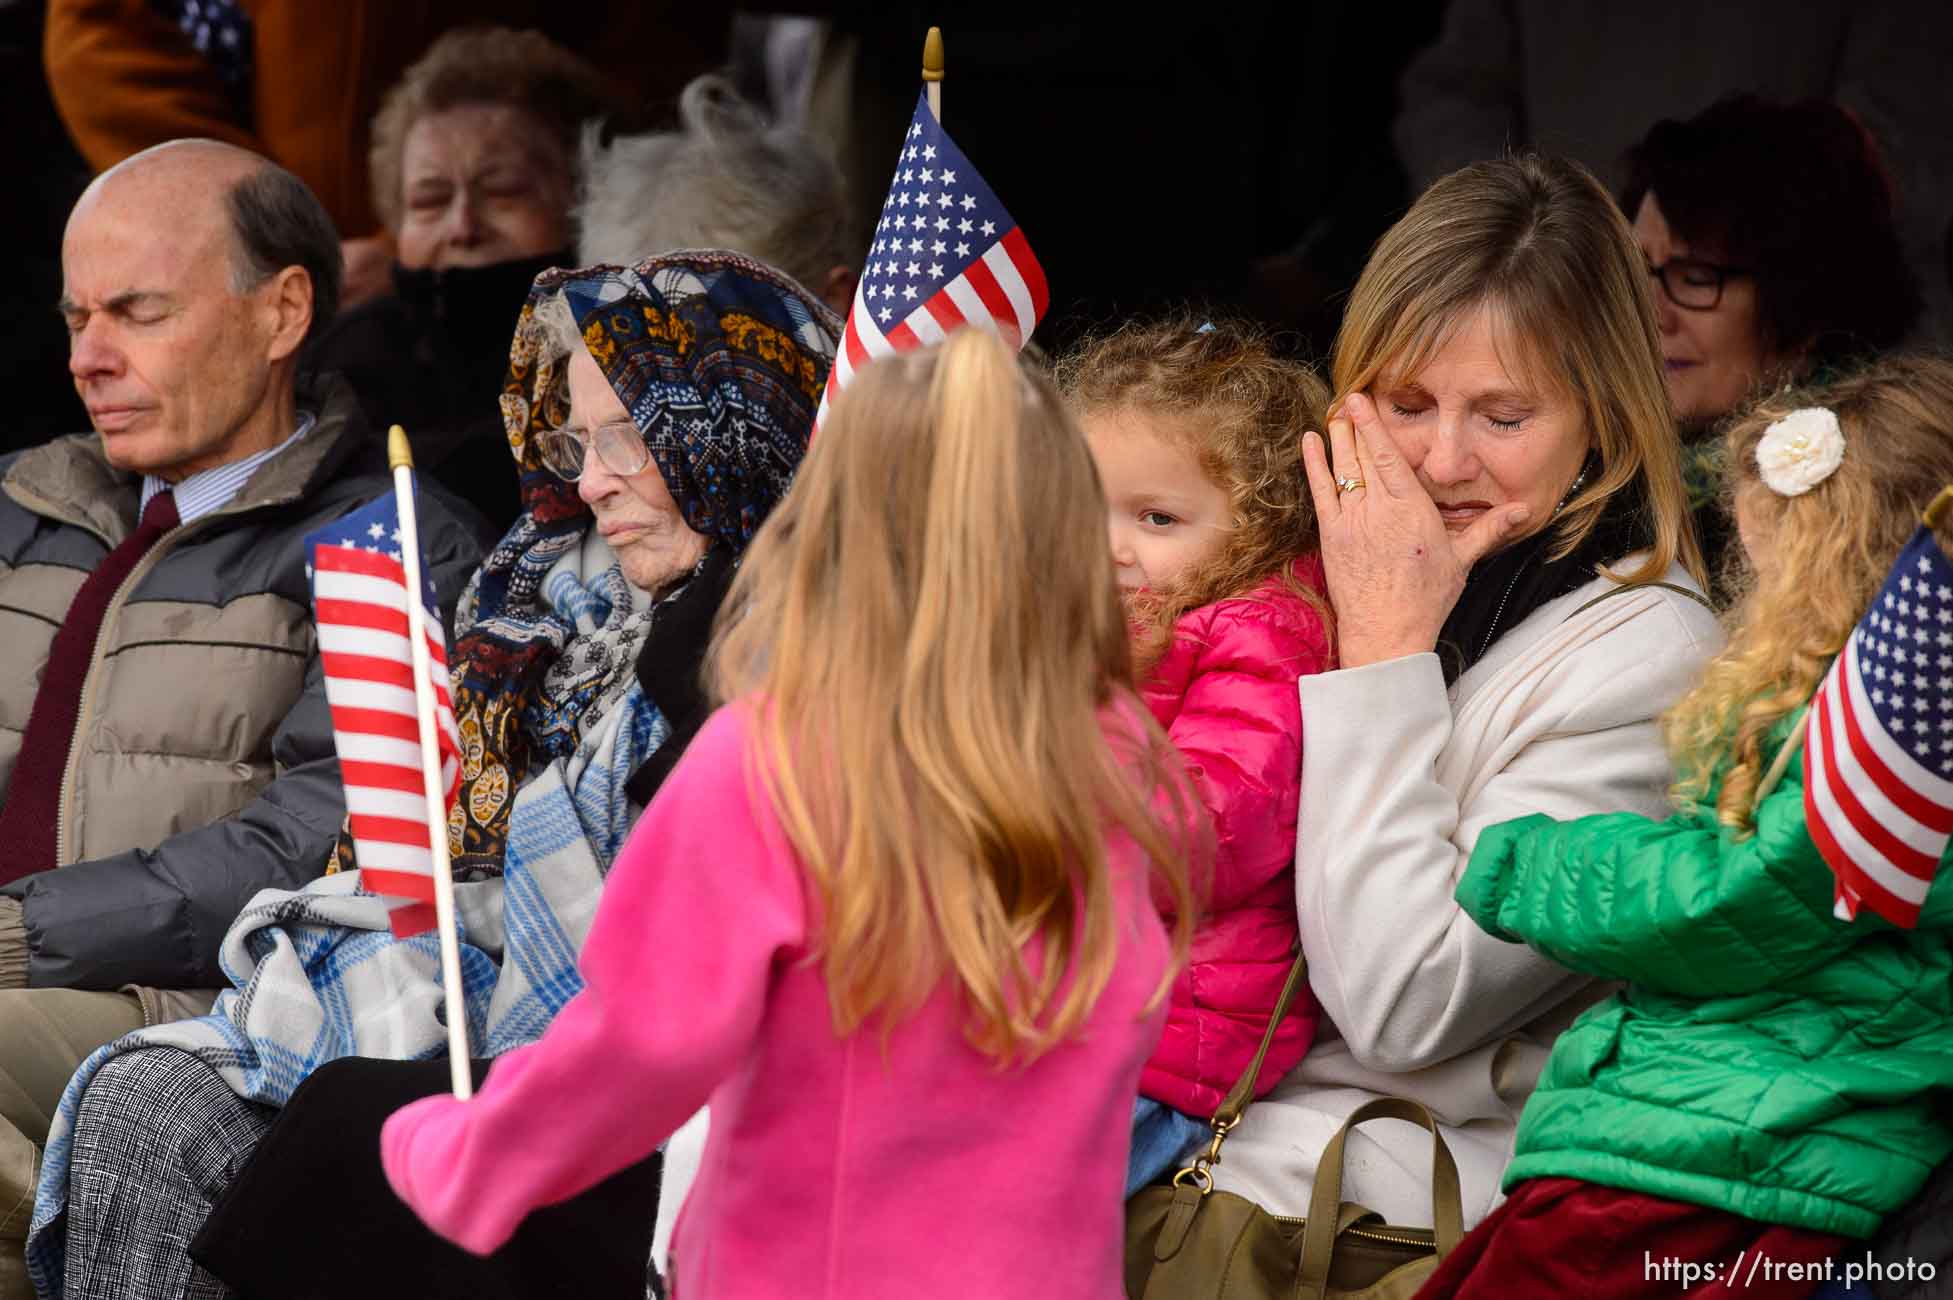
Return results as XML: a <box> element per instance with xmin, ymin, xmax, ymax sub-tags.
<box><xmin>0</xmin><ymin>374</ymin><xmax>482</xmax><ymax>993</ymax></box>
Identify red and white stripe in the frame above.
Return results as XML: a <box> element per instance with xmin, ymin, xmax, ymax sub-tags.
<box><xmin>314</xmin><ymin>544</ymin><xmax>461</xmax><ymax>938</ymax></box>
<box><xmin>1804</xmin><ymin>635</ymin><xmax>1953</xmax><ymax>927</ymax></box>
<box><xmin>818</xmin><ymin>227</ymin><xmax>1049</xmax><ymax>425</ymax></box>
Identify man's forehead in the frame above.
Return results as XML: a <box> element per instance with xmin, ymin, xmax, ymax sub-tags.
<box><xmin>63</xmin><ymin>187</ymin><xmax>229</xmax><ymax>298</ymax></box>
<box><xmin>71</xmin><ymin>165</ymin><xmax>230</xmax><ymax>235</ymax></box>
<box><xmin>67</xmin><ymin>141</ymin><xmax>253</xmax><ymax>257</ymax></box>
<box><xmin>84</xmin><ymin>138</ymin><xmax>262</xmax><ymax>201</ymax></box>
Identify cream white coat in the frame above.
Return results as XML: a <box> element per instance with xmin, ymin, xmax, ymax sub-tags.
<box><xmin>1211</xmin><ymin>561</ymin><xmax>1722</xmax><ymax>1228</ymax></box>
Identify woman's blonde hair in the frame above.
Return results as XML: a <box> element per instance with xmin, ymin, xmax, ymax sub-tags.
<box><xmin>1332</xmin><ymin>155</ymin><xmax>1702</xmax><ymax>588</ymax></box>
<box><xmin>1667</xmin><ymin>355</ymin><xmax>1953</xmax><ymax>828</ymax></box>
<box><xmin>709</xmin><ymin>328</ymin><xmax>1198</xmax><ymax>1062</ymax></box>
<box><xmin>1055</xmin><ymin>314</ymin><xmax>1332</xmax><ymax>664</ymax></box>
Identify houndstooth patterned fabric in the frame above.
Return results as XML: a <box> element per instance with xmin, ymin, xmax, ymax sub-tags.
<box><xmin>28</xmin><ymin>682</ymin><xmax>663</xmax><ymax>1296</ymax></box>
<box><xmin>523</xmin><ymin>562</ymin><xmax>654</xmax><ymax>765</ymax></box>
<box><xmin>60</xmin><ymin>1047</ymin><xmax>272</xmax><ymax>1300</ymax></box>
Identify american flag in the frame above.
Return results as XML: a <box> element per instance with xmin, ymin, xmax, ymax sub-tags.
<box><xmin>818</xmin><ymin>90</ymin><xmax>1048</xmax><ymax>421</ymax></box>
<box><xmin>306</xmin><ymin>488</ymin><xmax>461</xmax><ymax>939</ymax></box>
<box><xmin>1804</xmin><ymin>524</ymin><xmax>1953</xmax><ymax>928</ymax></box>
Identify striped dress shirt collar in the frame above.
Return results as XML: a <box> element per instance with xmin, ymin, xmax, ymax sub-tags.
<box><xmin>140</xmin><ymin>410</ymin><xmax>317</xmax><ymax>524</ymax></box>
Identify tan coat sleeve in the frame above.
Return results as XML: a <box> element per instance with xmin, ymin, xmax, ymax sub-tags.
<box><xmin>48</xmin><ymin>0</ymin><xmax>733</xmax><ymax>240</ymax></box>
<box><xmin>43</xmin><ymin>0</ymin><xmax>264</xmax><ymax>172</ymax></box>
<box><xmin>44</xmin><ymin>0</ymin><xmax>383</xmax><ymax>235</ymax></box>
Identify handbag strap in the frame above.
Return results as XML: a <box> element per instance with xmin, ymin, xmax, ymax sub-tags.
<box><xmin>1215</xmin><ymin>948</ymin><xmax>1309</xmax><ymax>1128</ymax></box>
<box><xmin>1296</xmin><ymin>1097</ymin><xmax>1464</xmax><ymax>1300</ymax></box>
<box><xmin>1169</xmin><ymin>948</ymin><xmax>1308</xmax><ymax>1192</ymax></box>
<box><xmin>1568</xmin><ymin>578</ymin><xmax>1714</xmax><ymax>620</ymax></box>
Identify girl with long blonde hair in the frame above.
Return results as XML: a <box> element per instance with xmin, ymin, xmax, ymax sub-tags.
<box><xmin>1057</xmin><ymin>314</ymin><xmax>1336</xmax><ymax>1193</ymax></box>
<box><xmin>377</xmin><ymin>327</ymin><xmax>1201</xmax><ymax>1300</ymax></box>
<box><xmin>1432</xmin><ymin>355</ymin><xmax>1953</xmax><ymax>1297</ymax></box>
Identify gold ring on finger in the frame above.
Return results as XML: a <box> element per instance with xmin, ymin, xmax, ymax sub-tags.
<box><xmin>1336</xmin><ymin>476</ymin><xmax>1366</xmax><ymax>494</ymax></box>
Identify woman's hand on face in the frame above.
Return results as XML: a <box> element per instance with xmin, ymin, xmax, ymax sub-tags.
<box><xmin>1302</xmin><ymin>392</ymin><xmax>1534</xmax><ymax>669</ymax></box>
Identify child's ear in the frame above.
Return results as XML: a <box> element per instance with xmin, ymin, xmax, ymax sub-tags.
<box><xmin>819</xmin><ymin>266</ymin><xmax>857</xmax><ymax>318</ymax></box>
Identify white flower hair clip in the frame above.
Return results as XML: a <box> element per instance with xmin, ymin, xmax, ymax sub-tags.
<box><xmin>1755</xmin><ymin>407</ymin><xmax>1846</xmax><ymax>497</ymax></box>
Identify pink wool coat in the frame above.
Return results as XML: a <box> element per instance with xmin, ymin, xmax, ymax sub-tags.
<box><xmin>382</xmin><ymin>701</ymin><xmax>1177</xmax><ymax>1299</ymax></box>
<box><xmin>1138</xmin><ymin>563</ymin><xmax>1333</xmax><ymax>1117</ymax></box>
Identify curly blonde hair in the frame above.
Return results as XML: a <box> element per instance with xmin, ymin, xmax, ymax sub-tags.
<box><xmin>1054</xmin><ymin>314</ymin><xmax>1331</xmax><ymax>664</ymax></box>
<box><xmin>1666</xmin><ymin>355</ymin><xmax>1953</xmax><ymax>829</ymax></box>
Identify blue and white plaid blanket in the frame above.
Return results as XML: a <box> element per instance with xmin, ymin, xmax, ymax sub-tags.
<box><xmin>26</xmin><ymin>681</ymin><xmax>665</xmax><ymax>1295</ymax></box>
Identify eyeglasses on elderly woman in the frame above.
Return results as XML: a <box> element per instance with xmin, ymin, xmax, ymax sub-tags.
<box><xmin>536</xmin><ymin>421</ymin><xmax>653</xmax><ymax>481</ymax></box>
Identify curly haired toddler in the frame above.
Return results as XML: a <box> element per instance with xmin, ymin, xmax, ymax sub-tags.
<box><xmin>1060</xmin><ymin>314</ymin><xmax>1335</xmax><ymax>1193</ymax></box>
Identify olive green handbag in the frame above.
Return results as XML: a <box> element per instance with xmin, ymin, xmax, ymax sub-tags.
<box><xmin>1125</xmin><ymin>955</ymin><xmax>1464</xmax><ymax>1299</ymax></box>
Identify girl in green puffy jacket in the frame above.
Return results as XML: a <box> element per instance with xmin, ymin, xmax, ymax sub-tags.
<box><xmin>1420</xmin><ymin>356</ymin><xmax>1953</xmax><ymax>1300</ymax></box>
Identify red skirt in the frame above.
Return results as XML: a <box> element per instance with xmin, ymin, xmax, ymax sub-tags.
<box><xmin>1415</xmin><ymin>1177</ymin><xmax>1847</xmax><ymax>1299</ymax></box>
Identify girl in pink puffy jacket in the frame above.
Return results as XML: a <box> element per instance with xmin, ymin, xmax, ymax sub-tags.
<box><xmin>1060</xmin><ymin>315</ymin><xmax>1336</xmax><ymax>1193</ymax></box>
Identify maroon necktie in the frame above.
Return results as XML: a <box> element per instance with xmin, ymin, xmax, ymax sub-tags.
<box><xmin>0</xmin><ymin>489</ymin><xmax>179</xmax><ymax>883</ymax></box>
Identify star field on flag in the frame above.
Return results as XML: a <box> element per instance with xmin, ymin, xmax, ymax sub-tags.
<box><xmin>1804</xmin><ymin>523</ymin><xmax>1953</xmax><ymax>928</ymax></box>
<box><xmin>818</xmin><ymin>90</ymin><xmax>1049</xmax><ymax>424</ymax></box>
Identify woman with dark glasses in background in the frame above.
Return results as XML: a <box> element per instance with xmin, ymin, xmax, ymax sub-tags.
<box><xmin>1622</xmin><ymin>94</ymin><xmax>1922</xmax><ymax>589</ymax></box>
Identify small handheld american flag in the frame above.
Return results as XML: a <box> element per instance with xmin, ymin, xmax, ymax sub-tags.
<box><xmin>1804</xmin><ymin>521</ymin><xmax>1953</xmax><ymax>927</ymax></box>
<box><xmin>818</xmin><ymin>89</ymin><xmax>1049</xmax><ymax>423</ymax></box>
<box><xmin>306</xmin><ymin>488</ymin><xmax>461</xmax><ymax>939</ymax></box>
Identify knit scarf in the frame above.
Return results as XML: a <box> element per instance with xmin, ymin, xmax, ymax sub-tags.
<box><xmin>443</xmin><ymin>529</ymin><xmax>674</xmax><ymax>877</ymax></box>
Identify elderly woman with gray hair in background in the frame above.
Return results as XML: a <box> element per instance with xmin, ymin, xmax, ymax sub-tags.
<box><xmin>304</xmin><ymin>24</ymin><xmax>623</xmax><ymax>537</ymax></box>
<box><xmin>575</xmin><ymin>71</ymin><xmax>859</xmax><ymax>315</ymax></box>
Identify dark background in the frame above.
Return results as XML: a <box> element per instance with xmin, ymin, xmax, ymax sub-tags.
<box><xmin>8</xmin><ymin>0</ymin><xmax>1951</xmax><ymax>453</ymax></box>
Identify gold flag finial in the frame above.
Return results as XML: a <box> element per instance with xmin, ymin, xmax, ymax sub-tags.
<box><xmin>387</xmin><ymin>425</ymin><xmax>414</xmax><ymax>471</ymax></box>
<box><xmin>1925</xmin><ymin>485</ymin><xmax>1953</xmax><ymax>532</ymax></box>
<box><xmin>922</xmin><ymin>26</ymin><xmax>944</xmax><ymax>82</ymax></box>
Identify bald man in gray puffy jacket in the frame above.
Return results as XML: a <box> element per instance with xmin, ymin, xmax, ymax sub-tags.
<box><xmin>0</xmin><ymin>140</ymin><xmax>482</xmax><ymax>1295</ymax></box>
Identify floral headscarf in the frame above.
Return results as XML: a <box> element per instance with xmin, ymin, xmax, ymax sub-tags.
<box><xmin>441</xmin><ymin>251</ymin><xmax>842</xmax><ymax>875</ymax></box>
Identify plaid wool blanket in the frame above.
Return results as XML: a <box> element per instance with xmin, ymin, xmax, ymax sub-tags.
<box><xmin>26</xmin><ymin>683</ymin><xmax>666</xmax><ymax>1295</ymax></box>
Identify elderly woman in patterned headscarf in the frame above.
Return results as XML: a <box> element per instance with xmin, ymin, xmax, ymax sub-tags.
<box><xmin>444</xmin><ymin>249</ymin><xmax>838</xmax><ymax>870</ymax></box>
<box><xmin>33</xmin><ymin>252</ymin><xmax>840</xmax><ymax>1300</ymax></box>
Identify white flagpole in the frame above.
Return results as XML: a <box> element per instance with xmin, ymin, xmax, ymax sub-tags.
<box><xmin>922</xmin><ymin>25</ymin><xmax>944</xmax><ymax>122</ymax></box>
<box><xmin>388</xmin><ymin>425</ymin><xmax>473</xmax><ymax>1100</ymax></box>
